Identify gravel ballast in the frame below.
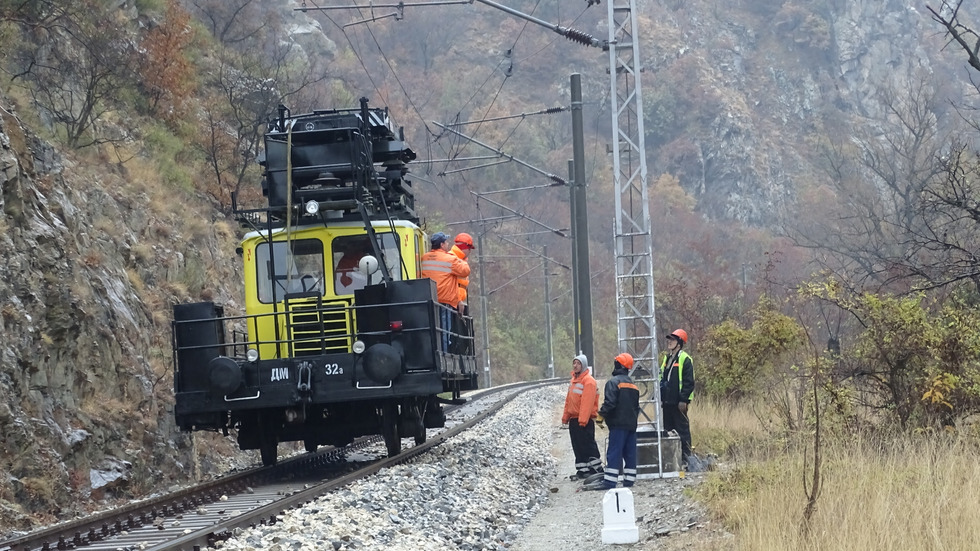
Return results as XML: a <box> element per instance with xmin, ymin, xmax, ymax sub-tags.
<box><xmin>215</xmin><ymin>386</ymin><xmax>732</xmax><ymax>551</ymax></box>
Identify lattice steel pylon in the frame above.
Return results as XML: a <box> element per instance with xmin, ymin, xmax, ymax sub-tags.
<box><xmin>607</xmin><ymin>1</ymin><xmax>658</xmax><ymax>383</ymax></box>
<box><xmin>606</xmin><ymin>0</ymin><xmax>674</xmax><ymax>476</ymax></box>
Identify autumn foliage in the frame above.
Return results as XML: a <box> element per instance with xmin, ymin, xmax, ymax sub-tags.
<box><xmin>139</xmin><ymin>0</ymin><xmax>195</xmax><ymax>125</ymax></box>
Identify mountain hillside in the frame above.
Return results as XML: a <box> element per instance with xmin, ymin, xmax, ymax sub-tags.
<box><xmin>0</xmin><ymin>0</ymin><xmax>974</xmax><ymax>536</ymax></box>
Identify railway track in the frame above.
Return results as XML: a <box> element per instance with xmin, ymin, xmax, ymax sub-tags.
<box><xmin>0</xmin><ymin>380</ymin><xmax>559</xmax><ymax>551</ymax></box>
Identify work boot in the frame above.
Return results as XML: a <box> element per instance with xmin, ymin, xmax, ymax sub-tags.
<box><xmin>582</xmin><ymin>480</ymin><xmax>614</xmax><ymax>491</ymax></box>
<box><xmin>581</xmin><ymin>472</ymin><xmax>605</xmax><ymax>485</ymax></box>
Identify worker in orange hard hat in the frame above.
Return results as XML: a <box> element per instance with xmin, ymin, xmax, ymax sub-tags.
<box><xmin>584</xmin><ymin>352</ymin><xmax>640</xmax><ymax>490</ymax></box>
<box><xmin>449</xmin><ymin>232</ymin><xmax>475</xmax><ymax>354</ymax></box>
<box><xmin>661</xmin><ymin>329</ymin><xmax>695</xmax><ymax>465</ymax></box>
<box><xmin>421</xmin><ymin>232</ymin><xmax>470</xmax><ymax>352</ymax></box>
<box><xmin>451</xmin><ymin>233</ymin><xmax>474</xmax><ymax>304</ymax></box>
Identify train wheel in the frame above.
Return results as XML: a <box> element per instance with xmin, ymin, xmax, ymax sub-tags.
<box><xmin>413</xmin><ymin>401</ymin><xmax>426</xmax><ymax>445</ymax></box>
<box><xmin>260</xmin><ymin>438</ymin><xmax>278</xmax><ymax>466</ymax></box>
<box><xmin>381</xmin><ymin>403</ymin><xmax>401</xmax><ymax>457</ymax></box>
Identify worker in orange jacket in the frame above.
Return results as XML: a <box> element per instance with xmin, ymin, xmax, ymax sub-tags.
<box><xmin>451</xmin><ymin>232</ymin><xmax>474</xmax><ymax>305</ymax></box>
<box><xmin>450</xmin><ymin>232</ymin><xmax>475</xmax><ymax>354</ymax></box>
<box><xmin>421</xmin><ymin>232</ymin><xmax>470</xmax><ymax>351</ymax></box>
<box><xmin>561</xmin><ymin>354</ymin><xmax>603</xmax><ymax>480</ymax></box>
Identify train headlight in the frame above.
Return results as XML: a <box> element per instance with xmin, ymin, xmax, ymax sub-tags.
<box><xmin>246</xmin><ymin>348</ymin><xmax>259</xmax><ymax>362</ymax></box>
<box><xmin>304</xmin><ymin>200</ymin><xmax>319</xmax><ymax>215</ymax></box>
<box><xmin>352</xmin><ymin>340</ymin><xmax>366</xmax><ymax>354</ymax></box>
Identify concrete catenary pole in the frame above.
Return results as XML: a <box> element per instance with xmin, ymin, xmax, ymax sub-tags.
<box><xmin>571</xmin><ymin>73</ymin><xmax>594</xmax><ymax>367</ymax></box>
<box><xmin>543</xmin><ymin>244</ymin><xmax>554</xmax><ymax>379</ymax></box>
<box><xmin>568</xmin><ymin>159</ymin><xmax>580</xmax><ymax>355</ymax></box>
<box><xmin>477</xmin><ymin>231</ymin><xmax>491</xmax><ymax>388</ymax></box>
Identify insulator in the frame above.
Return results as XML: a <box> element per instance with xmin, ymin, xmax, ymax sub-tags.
<box><xmin>545</xmin><ymin>107</ymin><xmax>565</xmax><ymax>114</ymax></box>
<box><xmin>563</xmin><ymin>28</ymin><xmax>596</xmax><ymax>47</ymax></box>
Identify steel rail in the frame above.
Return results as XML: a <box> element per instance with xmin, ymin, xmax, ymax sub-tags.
<box><xmin>148</xmin><ymin>381</ymin><xmax>558</xmax><ymax>551</ymax></box>
<box><xmin>0</xmin><ymin>380</ymin><xmax>559</xmax><ymax>551</ymax></box>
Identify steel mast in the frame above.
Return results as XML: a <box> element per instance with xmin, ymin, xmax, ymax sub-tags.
<box><xmin>606</xmin><ymin>1</ymin><xmax>668</xmax><ymax>476</ymax></box>
<box><xmin>607</xmin><ymin>0</ymin><xmax>658</xmax><ymax>380</ymax></box>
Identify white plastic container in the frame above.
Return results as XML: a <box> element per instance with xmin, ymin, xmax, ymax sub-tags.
<box><xmin>601</xmin><ymin>487</ymin><xmax>639</xmax><ymax>544</ymax></box>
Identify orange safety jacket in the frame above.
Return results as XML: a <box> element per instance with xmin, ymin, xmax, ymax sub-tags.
<box><xmin>451</xmin><ymin>244</ymin><xmax>470</xmax><ymax>302</ymax></box>
<box><xmin>562</xmin><ymin>369</ymin><xmax>599</xmax><ymax>427</ymax></box>
<box><xmin>421</xmin><ymin>248</ymin><xmax>470</xmax><ymax>307</ymax></box>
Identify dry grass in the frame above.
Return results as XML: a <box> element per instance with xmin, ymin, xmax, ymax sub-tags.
<box><xmin>691</xmin><ymin>398</ymin><xmax>777</xmax><ymax>464</ymax></box>
<box><xmin>691</xmin><ymin>402</ymin><xmax>980</xmax><ymax>550</ymax></box>
<box><xmin>131</xmin><ymin>242</ymin><xmax>154</xmax><ymax>263</ymax></box>
<box><xmin>126</xmin><ymin>267</ymin><xmax>146</xmax><ymax>296</ymax></box>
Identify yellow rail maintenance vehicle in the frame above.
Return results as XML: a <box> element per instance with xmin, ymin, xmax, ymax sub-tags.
<box><xmin>172</xmin><ymin>99</ymin><xmax>478</xmax><ymax>465</ymax></box>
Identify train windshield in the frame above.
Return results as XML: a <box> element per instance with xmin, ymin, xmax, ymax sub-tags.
<box><xmin>332</xmin><ymin>233</ymin><xmax>402</xmax><ymax>295</ymax></box>
<box><xmin>256</xmin><ymin>238</ymin><xmax>325</xmax><ymax>303</ymax></box>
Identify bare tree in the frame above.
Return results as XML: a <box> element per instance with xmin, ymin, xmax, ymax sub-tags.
<box><xmin>5</xmin><ymin>0</ymin><xmax>136</xmax><ymax>148</ymax></box>
<box><xmin>186</xmin><ymin>0</ymin><xmax>267</xmax><ymax>46</ymax></box>
<box><xmin>910</xmin><ymin>144</ymin><xmax>980</xmax><ymax>291</ymax></box>
<box><xmin>786</xmin><ymin>69</ymin><xmax>951</xmax><ymax>293</ymax></box>
<box><xmin>920</xmin><ymin>0</ymin><xmax>980</xmax><ymax>292</ymax></box>
<box><xmin>928</xmin><ymin>0</ymin><xmax>980</xmax><ymax>72</ymax></box>
<box><xmin>194</xmin><ymin>16</ymin><xmax>329</xmax><ymax>212</ymax></box>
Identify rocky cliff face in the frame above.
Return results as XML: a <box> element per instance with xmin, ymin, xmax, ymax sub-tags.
<box><xmin>0</xmin><ymin>101</ymin><xmax>245</xmax><ymax>534</ymax></box>
<box><xmin>642</xmin><ymin>0</ymin><xmax>962</xmax><ymax>224</ymax></box>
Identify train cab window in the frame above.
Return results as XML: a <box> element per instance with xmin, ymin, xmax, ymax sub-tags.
<box><xmin>332</xmin><ymin>233</ymin><xmax>402</xmax><ymax>295</ymax></box>
<box><xmin>256</xmin><ymin>239</ymin><xmax>325</xmax><ymax>303</ymax></box>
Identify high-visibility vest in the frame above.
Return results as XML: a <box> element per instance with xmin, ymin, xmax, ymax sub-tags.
<box><xmin>660</xmin><ymin>350</ymin><xmax>693</xmax><ymax>399</ymax></box>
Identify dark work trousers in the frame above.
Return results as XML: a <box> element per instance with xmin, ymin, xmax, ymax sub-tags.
<box><xmin>568</xmin><ymin>420</ymin><xmax>602</xmax><ymax>476</ymax></box>
<box><xmin>602</xmin><ymin>428</ymin><xmax>637</xmax><ymax>488</ymax></box>
<box><xmin>438</xmin><ymin>306</ymin><xmax>453</xmax><ymax>352</ymax></box>
<box><xmin>662</xmin><ymin>403</ymin><xmax>692</xmax><ymax>458</ymax></box>
<box><xmin>455</xmin><ymin>303</ymin><xmax>472</xmax><ymax>355</ymax></box>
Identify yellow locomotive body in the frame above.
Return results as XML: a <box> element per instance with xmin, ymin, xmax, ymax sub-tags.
<box><xmin>241</xmin><ymin>221</ymin><xmax>424</xmax><ymax>360</ymax></box>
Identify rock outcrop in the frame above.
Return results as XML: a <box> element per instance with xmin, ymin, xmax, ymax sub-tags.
<box><xmin>0</xmin><ymin>99</ymin><xmax>245</xmax><ymax>535</ymax></box>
